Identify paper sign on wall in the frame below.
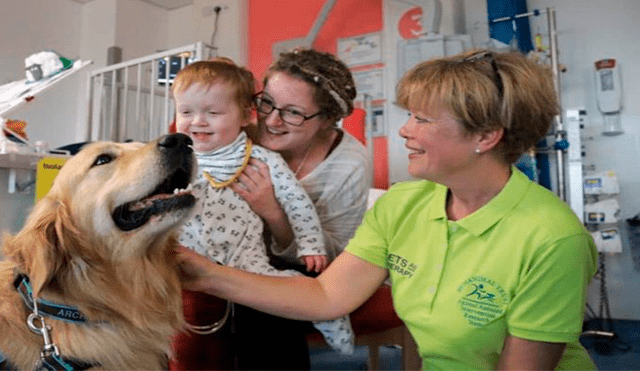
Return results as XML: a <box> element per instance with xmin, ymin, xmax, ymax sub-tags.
<box><xmin>35</xmin><ymin>157</ymin><xmax>67</xmax><ymax>202</ymax></box>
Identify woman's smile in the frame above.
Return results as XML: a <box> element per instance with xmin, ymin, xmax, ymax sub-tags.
<box><xmin>406</xmin><ymin>145</ymin><xmax>425</xmax><ymax>159</ymax></box>
<box><xmin>265</xmin><ymin>126</ymin><xmax>287</xmax><ymax>135</ymax></box>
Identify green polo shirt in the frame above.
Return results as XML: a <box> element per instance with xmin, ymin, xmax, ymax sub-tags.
<box><xmin>346</xmin><ymin>168</ymin><xmax>597</xmax><ymax>370</ymax></box>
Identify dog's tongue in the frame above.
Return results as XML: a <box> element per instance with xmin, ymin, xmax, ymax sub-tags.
<box><xmin>129</xmin><ymin>194</ymin><xmax>173</xmax><ymax>211</ymax></box>
<box><xmin>112</xmin><ymin>192</ymin><xmax>195</xmax><ymax>232</ymax></box>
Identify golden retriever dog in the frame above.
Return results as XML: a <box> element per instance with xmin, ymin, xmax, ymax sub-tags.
<box><xmin>0</xmin><ymin>133</ymin><xmax>196</xmax><ymax>370</ymax></box>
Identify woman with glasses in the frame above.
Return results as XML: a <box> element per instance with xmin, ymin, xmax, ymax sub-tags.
<box><xmin>225</xmin><ymin>49</ymin><xmax>373</xmax><ymax>370</ymax></box>
<box><xmin>231</xmin><ymin>49</ymin><xmax>372</xmax><ymax>264</ymax></box>
<box><xmin>179</xmin><ymin>49</ymin><xmax>597</xmax><ymax>370</ymax></box>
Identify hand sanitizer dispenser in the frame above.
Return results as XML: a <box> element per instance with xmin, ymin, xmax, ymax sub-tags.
<box><xmin>594</xmin><ymin>58</ymin><xmax>623</xmax><ymax>135</ymax></box>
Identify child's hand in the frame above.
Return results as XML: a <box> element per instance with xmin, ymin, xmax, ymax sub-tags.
<box><xmin>302</xmin><ymin>254</ymin><xmax>329</xmax><ymax>273</ymax></box>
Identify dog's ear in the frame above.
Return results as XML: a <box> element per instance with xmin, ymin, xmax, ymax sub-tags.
<box><xmin>5</xmin><ymin>198</ymin><xmax>89</xmax><ymax>295</ymax></box>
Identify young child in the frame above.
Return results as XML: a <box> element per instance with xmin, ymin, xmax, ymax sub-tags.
<box><xmin>169</xmin><ymin>59</ymin><xmax>354</xmax><ymax>370</ymax></box>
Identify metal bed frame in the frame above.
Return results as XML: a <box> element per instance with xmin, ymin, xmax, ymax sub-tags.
<box><xmin>85</xmin><ymin>41</ymin><xmax>216</xmax><ymax>143</ymax></box>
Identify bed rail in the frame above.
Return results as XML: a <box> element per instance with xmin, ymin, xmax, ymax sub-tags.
<box><xmin>86</xmin><ymin>41</ymin><xmax>216</xmax><ymax>142</ymax></box>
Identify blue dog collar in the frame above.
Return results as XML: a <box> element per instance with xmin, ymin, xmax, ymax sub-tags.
<box><xmin>14</xmin><ymin>274</ymin><xmax>87</xmax><ymax>323</ymax></box>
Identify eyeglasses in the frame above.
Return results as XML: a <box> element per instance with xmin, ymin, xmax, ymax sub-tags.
<box><xmin>463</xmin><ymin>51</ymin><xmax>504</xmax><ymax>98</ymax></box>
<box><xmin>253</xmin><ymin>93</ymin><xmax>322</xmax><ymax>126</ymax></box>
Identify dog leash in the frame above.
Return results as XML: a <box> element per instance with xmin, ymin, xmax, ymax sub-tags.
<box><xmin>28</xmin><ymin>300</ymin><xmax>97</xmax><ymax>371</ymax></box>
<box><xmin>0</xmin><ymin>351</ymin><xmax>15</xmax><ymax>371</ymax></box>
<box><xmin>185</xmin><ymin>300</ymin><xmax>232</xmax><ymax>335</ymax></box>
<box><xmin>9</xmin><ymin>274</ymin><xmax>99</xmax><ymax>370</ymax></box>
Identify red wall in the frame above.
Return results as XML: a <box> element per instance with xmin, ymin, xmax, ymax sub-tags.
<box><xmin>248</xmin><ymin>0</ymin><xmax>382</xmax><ymax>77</ymax></box>
<box><xmin>247</xmin><ymin>0</ymin><xmax>389</xmax><ymax>189</ymax></box>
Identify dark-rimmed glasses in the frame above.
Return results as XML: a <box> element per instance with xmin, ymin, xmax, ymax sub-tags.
<box><xmin>463</xmin><ymin>51</ymin><xmax>504</xmax><ymax>98</ymax></box>
<box><xmin>253</xmin><ymin>93</ymin><xmax>322</xmax><ymax>126</ymax></box>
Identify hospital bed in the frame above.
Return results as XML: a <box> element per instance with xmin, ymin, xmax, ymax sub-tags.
<box><xmin>85</xmin><ymin>41</ymin><xmax>215</xmax><ymax>143</ymax></box>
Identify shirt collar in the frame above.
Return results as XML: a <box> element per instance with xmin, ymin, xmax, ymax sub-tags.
<box><xmin>430</xmin><ymin>167</ymin><xmax>531</xmax><ymax>236</ymax></box>
<box><xmin>457</xmin><ymin>167</ymin><xmax>530</xmax><ymax>236</ymax></box>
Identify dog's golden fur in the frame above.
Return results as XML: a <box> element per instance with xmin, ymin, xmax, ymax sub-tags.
<box><xmin>0</xmin><ymin>134</ymin><xmax>196</xmax><ymax>370</ymax></box>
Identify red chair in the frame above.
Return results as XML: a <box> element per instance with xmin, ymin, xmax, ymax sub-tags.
<box><xmin>306</xmin><ymin>284</ymin><xmax>421</xmax><ymax>370</ymax></box>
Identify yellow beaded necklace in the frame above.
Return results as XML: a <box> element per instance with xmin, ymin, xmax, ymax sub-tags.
<box><xmin>203</xmin><ymin>138</ymin><xmax>253</xmax><ymax>189</ymax></box>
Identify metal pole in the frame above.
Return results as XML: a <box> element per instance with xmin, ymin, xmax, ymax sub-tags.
<box><xmin>97</xmin><ymin>74</ymin><xmax>105</xmax><ymax>140</ymax></box>
<box><xmin>109</xmin><ymin>71</ymin><xmax>118</xmax><ymax>141</ymax></box>
<box><xmin>121</xmin><ymin>67</ymin><xmax>129</xmax><ymax>141</ymax></box>
<box><xmin>548</xmin><ymin>7</ymin><xmax>565</xmax><ymax>201</ymax></box>
<box><xmin>136</xmin><ymin>63</ymin><xmax>142</xmax><ymax>140</ymax></box>
<box><xmin>164</xmin><ymin>56</ymin><xmax>171</xmax><ymax>136</ymax></box>
<box><xmin>304</xmin><ymin>0</ymin><xmax>339</xmax><ymax>46</ymax></box>
<box><xmin>490</xmin><ymin>9</ymin><xmax>544</xmax><ymax>24</ymax></box>
<box><xmin>85</xmin><ymin>74</ymin><xmax>94</xmax><ymax>141</ymax></box>
<box><xmin>150</xmin><ymin>61</ymin><xmax>157</xmax><ymax>141</ymax></box>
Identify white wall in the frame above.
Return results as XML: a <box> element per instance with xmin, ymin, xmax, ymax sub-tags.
<box><xmin>116</xmin><ymin>0</ymin><xmax>169</xmax><ymax>61</ymax></box>
<box><xmin>167</xmin><ymin>0</ymin><xmax>248</xmax><ymax>65</ymax></box>
<box><xmin>0</xmin><ymin>0</ymin><xmax>84</xmax><ymax>150</ymax></box>
<box><xmin>526</xmin><ymin>0</ymin><xmax>640</xmax><ymax>321</ymax></box>
<box><xmin>79</xmin><ymin>0</ymin><xmax>117</xmax><ymax>67</ymax></box>
<box><xmin>79</xmin><ymin>0</ymin><xmax>169</xmax><ymax>66</ymax></box>
<box><xmin>0</xmin><ymin>0</ymin><xmax>84</xmax><ymax>235</ymax></box>
<box><xmin>74</xmin><ymin>0</ymin><xmax>172</xmax><ymax>141</ymax></box>
<box><xmin>167</xmin><ymin>5</ymin><xmax>198</xmax><ymax>48</ymax></box>
<box><xmin>0</xmin><ymin>0</ymin><xmax>83</xmax><ymax>81</ymax></box>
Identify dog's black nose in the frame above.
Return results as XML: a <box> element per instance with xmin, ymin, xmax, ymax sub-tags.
<box><xmin>158</xmin><ymin>133</ymin><xmax>194</xmax><ymax>173</ymax></box>
<box><xmin>158</xmin><ymin>133</ymin><xmax>193</xmax><ymax>150</ymax></box>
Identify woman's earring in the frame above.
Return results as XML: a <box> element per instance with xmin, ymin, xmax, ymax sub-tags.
<box><xmin>475</xmin><ymin>148</ymin><xmax>481</xmax><ymax>154</ymax></box>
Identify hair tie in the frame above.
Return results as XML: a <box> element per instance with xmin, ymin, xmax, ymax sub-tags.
<box><xmin>292</xmin><ymin>62</ymin><xmax>351</xmax><ymax>117</ymax></box>
<box><xmin>328</xmin><ymin>89</ymin><xmax>349</xmax><ymax>117</ymax></box>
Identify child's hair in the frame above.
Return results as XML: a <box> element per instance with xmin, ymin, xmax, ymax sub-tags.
<box><xmin>173</xmin><ymin>57</ymin><xmax>256</xmax><ymax>115</ymax></box>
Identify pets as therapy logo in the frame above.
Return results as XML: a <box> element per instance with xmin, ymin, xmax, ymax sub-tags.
<box><xmin>457</xmin><ymin>276</ymin><xmax>507</xmax><ymax>327</ymax></box>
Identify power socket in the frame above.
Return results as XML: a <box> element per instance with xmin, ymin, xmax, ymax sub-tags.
<box><xmin>201</xmin><ymin>5</ymin><xmax>227</xmax><ymax>17</ymax></box>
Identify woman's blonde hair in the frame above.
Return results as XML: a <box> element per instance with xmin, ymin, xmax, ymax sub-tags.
<box><xmin>173</xmin><ymin>57</ymin><xmax>256</xmax><ymax>118</ymax></box>
<box><xmin>397</xmin><ymin>49</ymin><xmax>559</xmax><ymax>163</ymax></box>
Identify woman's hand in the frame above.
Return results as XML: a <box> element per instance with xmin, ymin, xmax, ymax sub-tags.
<box><xmin>230</xmin><ymin>157</ymin><xmax>295</xmax><ymax>248</ymax></box>
<box><xmin>229</xmin><ymin>158</ymin><xmax>281</xmax><ymax>221</ymax></box>
<box><xmin>174</xmin><ymin>245</ymin><xmax>217</xmax><ymax>292</ymax></box>
<box><xmin>302</xmin><ymin>254</ymin><xmax>329</xmax><ymax>273</ymax></box>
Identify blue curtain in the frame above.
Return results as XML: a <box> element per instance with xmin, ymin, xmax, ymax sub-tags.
<box><xmin>486</xmin><ymin>0</ymin><xmax>534</xmax><ymax>53</ymax></box>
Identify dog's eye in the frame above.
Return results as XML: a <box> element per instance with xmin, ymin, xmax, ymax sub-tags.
<box><xmin>93</xmin><ymin>153</ymin><xmax>113</xmax><ymax>166</ymax></box>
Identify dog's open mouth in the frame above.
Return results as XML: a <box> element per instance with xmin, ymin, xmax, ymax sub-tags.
<box><xmin>112</xmin><ymin>168</ymin><xmax>195</xmax><ymax>232</ymax></box>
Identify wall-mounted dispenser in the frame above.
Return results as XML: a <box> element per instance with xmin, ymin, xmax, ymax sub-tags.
<box><xmin>594</xmin><ymin>58</ymin><xmax>623</xmax><ymax>136</ymax></box>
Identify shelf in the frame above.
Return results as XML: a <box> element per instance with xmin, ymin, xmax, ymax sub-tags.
<box><xmin>0</xmin><ymin>60</ymin><xmax>92</xmax><ymax>117</ymax></box>
<box><xmin>0</xmin><ymin>150</ymin><xmax>69</xmax><ymax>170</ymax></box>
<box><xmin>0</xmin><ymin>60</ymin><xmax>89</xmax><ymax>173</ymax></box>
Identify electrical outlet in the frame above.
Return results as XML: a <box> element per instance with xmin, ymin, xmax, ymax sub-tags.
<box><xmin>201</xmin><ymin>5</ymin><xmax>227</xmax><ymax>17</ymax></box>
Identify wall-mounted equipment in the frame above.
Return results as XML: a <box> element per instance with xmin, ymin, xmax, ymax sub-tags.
<box><xmin>158</xmin><ymin>53</ymin><xmax>195</xmax><ymax>85</ymax></box>
<box><xmin>594</xmin><ymin>58</ymin><xmax>623</xmax><ymax>136</ymax></box>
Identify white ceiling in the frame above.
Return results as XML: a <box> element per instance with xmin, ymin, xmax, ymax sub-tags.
<box><xmin>68</xmin><ymin>0</ymin><xmax>193</xmax><ymax>10</ymax></box>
